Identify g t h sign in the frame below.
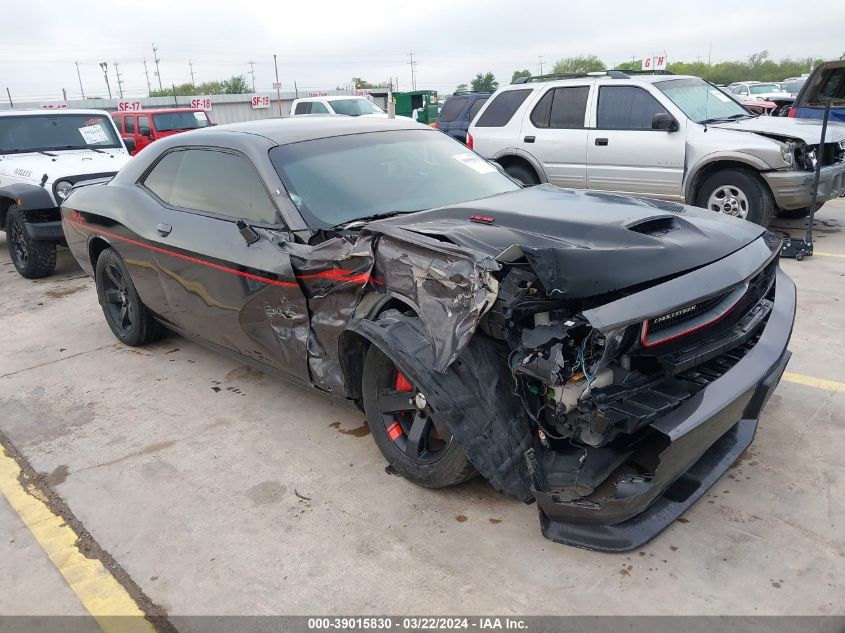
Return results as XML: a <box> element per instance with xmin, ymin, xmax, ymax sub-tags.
<box><xmin>190</xmin><ymin>98</ymin><xmax>212</xmax><ymax>110</ymax></box>
<box><xmin>251</xmin><ymin>95</ymin><xmax>271</xmax><ymax>109</ymax></box>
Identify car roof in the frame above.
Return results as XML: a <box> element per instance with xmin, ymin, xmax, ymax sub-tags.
<box><xmin>294</xmin><ymin>95</ymin><xmax>373</xmax><ymax>103</ymax></box>
<box><xmin>0</xmin><ymin>108</ymin><xmax>111</xmax><ymax>117</ymax></box>
<box><xmin>112</xmin><ymin>108</ymin><xmax>205</xmax><ymax>115</ymax></box>
<box><xmin>169</xmin><ymin>115</ymin><xmax>424</xmax><ymax>145</ymax></box>
<box><xmin>496</xmin><ymin>74</ymin><xmax>700</xmax><ymax>91</ymax></box>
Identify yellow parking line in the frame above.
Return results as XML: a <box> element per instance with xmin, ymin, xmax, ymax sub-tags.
<box><xmin>0</xmin><ymin>448</ymin><xmax>155</xmax><ymax>633</ymax></box>
<box><xmin>782</xmin><ymin>372</ymin><xmax>845</xmax><ymax>393</ymax></box>
<box><xmin>813</xmin><ymin>251</ymin><xmax>845</xmax><ymax>259</ymax></box>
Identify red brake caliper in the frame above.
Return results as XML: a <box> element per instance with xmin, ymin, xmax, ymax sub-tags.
<box><xmin>387</xmin><ymin>372</ymin><xmax>413</xmax><ymax>442</ymax></box>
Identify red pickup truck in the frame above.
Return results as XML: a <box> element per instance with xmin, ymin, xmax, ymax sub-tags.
<box><xmin>111</xmin><ymin>108</ymin><xmax>213</xmax><ymax>155</ymax></box>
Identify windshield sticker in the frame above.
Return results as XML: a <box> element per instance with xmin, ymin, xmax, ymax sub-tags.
<box><xmin>710</xmin><ymin>89</ymin><xmax>731</xmax><ymax>103</ymax></box>
<box><xmin>452</xmin><ymin>153</ymin><xmax>496</xmax><ymax>174</ymax></box>
<box><xmin>194</xmin><ymin>111</ymin><xmax>208</xmax><ymax>121</ymax></box>
<box><xmin>78</xmin><ymin>124</ymin><xmax>109</xmax><ymax>144</ymax></box>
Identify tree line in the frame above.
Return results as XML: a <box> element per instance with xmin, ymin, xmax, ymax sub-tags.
<box><xmin>149</xmin><ymin>75</ymin><xmax>250</xmax><ymax>97</ymax></box>
<box><xmin>457</xmin><ymin>50</ymin><xmax>827</xmax><ymax>94</ymax></box>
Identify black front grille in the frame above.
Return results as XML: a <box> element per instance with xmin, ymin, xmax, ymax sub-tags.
<box><xmin>647</xmin><ymin>291</ymin><xmax>731</xmax><ymax>335</ymax></box>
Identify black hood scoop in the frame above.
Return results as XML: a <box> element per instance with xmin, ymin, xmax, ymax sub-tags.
<box><xmin>371</xmin><ymin>185</ymin><xmax>766</xmax><ymax>298</ymax></box>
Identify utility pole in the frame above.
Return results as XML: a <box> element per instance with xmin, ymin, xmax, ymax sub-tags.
<box><xmin>152</xmin><ymin>44</ymin><xmax>163</xmax><ymax>90</ymax></box>
<box><xmin>143</xmin><ymin>59</ymin><xmax>152</xmax><ymax>94</ymax></box>
<box><xmin>189</xmin><ymin>59</ymin><xmax>195</xmax><ymax>86</ymax></box>
<box><xmin>273</xmin><ymin>54</ymin><xmax>282</xmax><ymax>116</ymax></box>
<box><xmin>62</xmin><ymin>88</ymin><xmax>67</xmax><ymax>101</ymax></box>
<box><xmin>99</xmin><ymin>62</ymin><xmax>112</xmax><ymax>99</ymax></box>
<box><xmin>407</xmin><ymin>51</ymin><xmax>417</xmax><ymax>91</ymax></box>
<box><xmin>537</xmin><ymin>54</ymin><xmax>545</xmax><ymax>75</ymax></box>
<box><xmin>75</xmin><ymin>61</ymin><xmax>86</xmax><ymax>99</ymax></box>
<box><xmin>294</xmin><ymin>80</ymin><xmax>299</xmax><ymax>98</ymax></box>
<box><xmin>113</xmin><ymin>60</ymin><xmax>124</xmax><ymax>98</ymax></box>
<box><xmin>6</xmin><ymin>88</ymin><xmax>13</xmax><ymax>109</ymax></box>
<box><xmin>248</xmin><ymin>60</ymin><xmax>256</xmax><ymax>92</ymax></box>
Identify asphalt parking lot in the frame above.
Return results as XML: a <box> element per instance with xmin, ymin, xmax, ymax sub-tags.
<box><xmin>1</xmin><ymin>202</ymin><xmax>843</xmax><ymax>624</ymax></box>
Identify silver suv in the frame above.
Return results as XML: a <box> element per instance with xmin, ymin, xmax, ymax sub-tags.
<box><xmin>468</xmin><ymin>71</ymin><xmax>845</xmax><ymax>226</ymax></box>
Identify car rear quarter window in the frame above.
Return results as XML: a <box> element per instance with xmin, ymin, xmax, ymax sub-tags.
<box><xmin>438</xmin><ymin>97</ymin><xmax>469</xmax><ymax>123</ymax></box>
<box><xmin>530</xmin><ymin>86</ymin><xmax>589</xmax><ymax>128</ymax></box>
<box><xmin>294</xmin><ymin>102</ymin><xmax>311</xmax><ymax>114</ymax></box>
<box><xmin>597</xmin><ymin>86</ymin><xmax>669</xmax><ymax>130</ymax></box>
<box><xmin>475</xmin><ymin>89</ymin><xmax>532</xmax><ymax>127</ymax></box>
<box><xmin>468</xmin><ymin>97</ymin><xmax>488</xmax><ymax>121</ymax></box>
<box><xmin>143</xmin><ymin>149</ymin><xmax>278</xmax><ymax>224</ymax></box>
<box><xmin>125</xmin><ymin>116</ymin><xmax>135</xmax><ymax>134</ymax></box>
<box><xmin>111</xmin><ymin>116</ymin><xmax>123</xmax><ymax>134</ymax></box>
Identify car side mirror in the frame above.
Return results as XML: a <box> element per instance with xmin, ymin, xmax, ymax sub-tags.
<box><xmin>652</xmin><ymin>113</ymin><xmax>677</xmax><ymax>131</ymax></box>
<box><xmin>123</xmin><ymin>138</ymin><xmax>136</xmax><ymax>153</ymax></box>
<box><xmin>139</xmin><ymin>126</ymin><xmax>151</xmax><ymax>137</ymax></box>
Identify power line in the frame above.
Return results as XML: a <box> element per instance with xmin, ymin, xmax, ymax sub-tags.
<box><xmin>143</xmin><ymin>59</ymin><xmax>152</xmax><ymax>94</ymax></box>
<box><xmin>188</xmin><ymin>59</ymin><xmax>195</xmax><ymax>86</ymax></box>
<box><xmin>152</xmin><ymin>43</ymin><xmax>163</xmax><ymax>90</ymax></box>
<box><xmin>113</xmin><ymin>60</ymin><xmax>124</xmax><ymax>98</ymax></box>
<box><xmin>408</xmin><ymin>51</ymin><xmax>417</xmax><ymax>91</ymax></box>
<box><xmin>74</xmin><ymin>61</ymin><xmax>85</xmax><ymax>99</ymax></box>
<box><xmin>248</xmin><ymin>60</ymin><xmax>256</xmax><ymax>91</ymax></box>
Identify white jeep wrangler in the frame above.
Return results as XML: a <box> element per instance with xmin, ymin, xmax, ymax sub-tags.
<box><xmin>0</xmin><ymin>109</ymin><xmax>130</xmax><ymax>278</ymax></box>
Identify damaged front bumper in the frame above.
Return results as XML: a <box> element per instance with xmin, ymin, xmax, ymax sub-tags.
<box><xmin>532</xmin><ymin>268</ymin><xmax>795</xmax><ymax>552</ymax></box>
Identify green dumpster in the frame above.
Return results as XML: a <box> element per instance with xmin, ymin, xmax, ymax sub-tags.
<box><xmin>393</xmin><ymin>90</ymin><xmax>440</xmax><ymax>125</ymax></box>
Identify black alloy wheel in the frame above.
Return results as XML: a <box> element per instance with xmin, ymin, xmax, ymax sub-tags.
<box><xmin>100</xmin><ymin>261</ymin><xmax>135</xmax><ymax>339</ymax></box>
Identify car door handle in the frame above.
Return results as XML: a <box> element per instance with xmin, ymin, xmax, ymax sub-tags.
<box><xmin>595</xmin><ymin>138</ymin><xmax>609</xmax><ymax>146</ymax></box>
<box><xmin>524</xmin><ymin>135</ymin><xmax>536</xmax><ymax>143</ymax></box>
<box><xmin>156</xmin><ymin>223</ymin><xmax>172</xmax><ymax>237</ymax></box>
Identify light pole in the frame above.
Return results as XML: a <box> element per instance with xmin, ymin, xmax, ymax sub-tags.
<box><xmin>99</xmin><ymin>62</ymin><xmax>112</xmax><ymax>99</ymax></box>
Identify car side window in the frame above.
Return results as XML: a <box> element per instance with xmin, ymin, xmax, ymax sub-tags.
<box><xmin>530</xmin><ymin>87</ymin><xmax>589</xmax><ymax>128</ymax></box>
<box><xmin>311</xmin><ymin>101</ymin><xmax>330</xmax><ymax>114</ymax></box>
<box><xmin>112</xmin><ymin>116</ymin><xmax>123</xmax><ymax>134</ymax></box>
<box><xmin>138</xmin><ymin>116</ymin><xmax>151</xmax><ymax>136</ymax></box>
<box><xmin>475</xmin><ymin>89</ymin><xmax>532</xmax><ymax>127</ymax></box>
<box><xmin>125</xmin><ymin>116</ymin><xmax>135</xmax><ymax>134</ymax></box>
<box><xmin>143</xmin><ymin>149</ymin><xmax>278</xmax><ymax>224</ymax></box>
<box><xmin>294</xmin><ymin>102</ymin><xmax>311</xmax><ymax>114</ymax></box>
<box><xmin>596</xmin><ymin>86</ymin><xmax>669</xmax><ymax>130</ymax></box>
<box><xmin>439</xmin><ymin>97</ymin><xmax>468</xmax><ymax>123</ymax></box>
<box><xmin>468</xmin><ymin>97</ymin><xmax>488</xmax><ymax>121</ymax></box>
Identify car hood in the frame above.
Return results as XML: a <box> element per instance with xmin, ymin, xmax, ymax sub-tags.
<box><xmin>371</xmin><ymin>185</ymin><xmax>768</xmax><ymax>298</ymax></box>
<box><xmin>0</xmin><ymin>148</ymin><xmax>130</xmax><ymax>182</ymax></box>
<box><xmin>711</xmin><ymin>116</ymin><xmax>845</xmax><ymax>144</ymax></box>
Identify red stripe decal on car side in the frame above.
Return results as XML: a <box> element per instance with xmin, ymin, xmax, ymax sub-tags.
<box><xmin>69</xmin><ymin>218</ymin><xmax>297</xmax><ymax>289</ymax></box>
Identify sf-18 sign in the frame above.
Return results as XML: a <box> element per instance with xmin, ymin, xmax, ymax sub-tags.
<box><xmin>251</xmin><ymin>95</ymin><xmax>271</xmax><ymax>109</ymax></box>
<box><xmin>642</xmin><ymin>55</ymin><xmax>667</xmax><ymax>71</ymax></box>
<box><xmin>117</xmin><ymin>101</ymin><xmax>142</xmax><ymax>111</ymax></box>
<box><xmin>189</xmin><ymin>98</ymin><xmax>212</xmax><ymax>110</ymax></box>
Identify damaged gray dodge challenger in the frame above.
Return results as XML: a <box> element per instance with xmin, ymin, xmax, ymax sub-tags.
<box><xmin>60</xmin><ymin>116</ymin><xmax>795</xmax><ymax>551</ymax></box>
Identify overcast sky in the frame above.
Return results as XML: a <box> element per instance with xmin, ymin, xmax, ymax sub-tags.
<box><xmin>1</xmin><ymin>0</ymin><xmax>843</xmax><ymax>102</ymax></box>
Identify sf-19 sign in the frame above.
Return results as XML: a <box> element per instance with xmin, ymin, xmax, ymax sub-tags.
<box><xmin>251</xmin><ymin>95</ymin><xmax>271</xmax><ymax>109</ymax></box>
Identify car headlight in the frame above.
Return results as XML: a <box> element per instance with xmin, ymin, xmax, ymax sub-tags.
<box><xmin>55</xmin><ymin>180</ymin><xmax>73</xmax><ymax>200</ymax></box>
<box><xmin>779</xmin><ymin>143</ymin><xmax>795</xmax><ymax>167</ymax></box>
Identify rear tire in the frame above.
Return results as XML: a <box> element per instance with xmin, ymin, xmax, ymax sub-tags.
<box><xmin>696</xmin><ymin>169</ymin><xmax>775</xmax><ymax>227</ymax></box>
<box><xmin>95</xmin><ymin>248</ymin><xmax>162</xmax><ymax>346</ymax></box>
<box><xmin>502</xmin><ymin>162</ymin><xmax>540</xmax><ymax>186</ymax></box>
<box><xmin>362</xmin><ymin>342</ymin><xmax>476</xmax><ymax>488</ymax></box>
<box><xmin>5</xmin><ymin>204</ymin><xmax>57</xmax><ymax>279</ymax></box>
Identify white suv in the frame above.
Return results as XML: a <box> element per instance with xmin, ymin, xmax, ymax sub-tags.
<box><xmin>290</xmin><ymin>96</ymin><xmax>387</xmax><ymax>118</ymax></box>
<box><xmin>468</xmin><ymin>72</ymin><xmax>845</xmax><ymax>226</ymax></box>
<box><xmin>0</xmin><ymin>109</ymin><xmax>130</xmax><ymax>277</ymax></box>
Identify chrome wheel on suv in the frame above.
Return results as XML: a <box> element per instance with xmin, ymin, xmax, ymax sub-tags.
<box><xmin>706</xmin><ymin>184</ymin><xmax>750</xmax><ymax>219</ymax></box>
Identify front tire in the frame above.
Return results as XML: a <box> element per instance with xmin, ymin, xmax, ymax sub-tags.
<box><xmin>5</xmin><ymin>204</ymin><xmax>57</xmax><ymax>279</ymax></box>
<box><xmin>362</xmin><ymin>343</ymin><xmax>476</xmax><ymax>488</ymax></box>
<box><xmin>95</xmin><ymin>248</ymin><xmax>162</xmax><ymax>346</ymax></box>
<box><xmin>696</xmin><ymin>169</ymin><xmax>775</xmax><ymax>226</ymax></box>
